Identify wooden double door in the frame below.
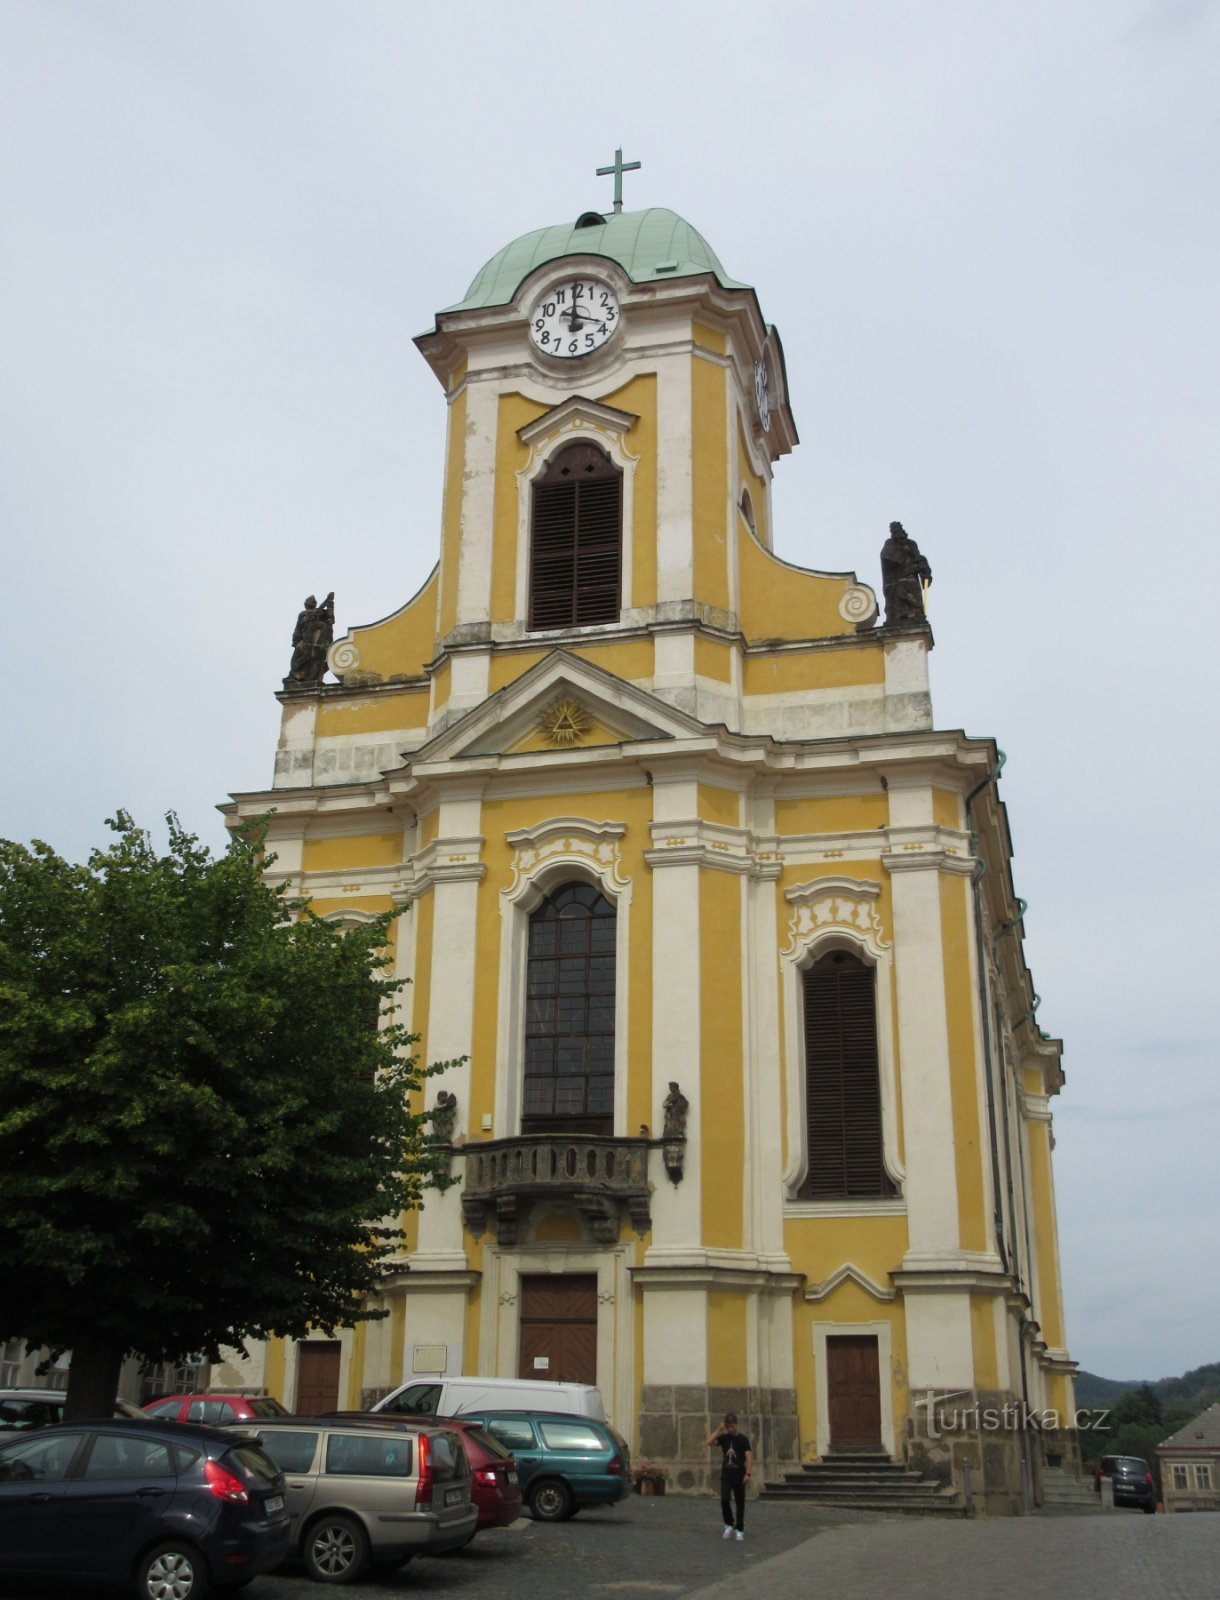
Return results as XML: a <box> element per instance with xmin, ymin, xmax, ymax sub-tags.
<box><xmin>826</xmin><ymin>1335</ymin><xmax>882</xmax><ymax>1451</ymax></box>
<box><xmin>296</xmin><ymin>1340</ymin><xmax>341</xmax><ymax>1414</ymax></box>
<box><xmin>518</xmin><ymin>1275</ymin><xmax>597</xmax><ymax>1385</ymax></box>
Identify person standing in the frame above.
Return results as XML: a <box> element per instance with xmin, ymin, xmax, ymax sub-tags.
<box><xmin>707</xmin><ymin>1412</ymin><xmax>753</xmax><ymax>1540</ymax></box>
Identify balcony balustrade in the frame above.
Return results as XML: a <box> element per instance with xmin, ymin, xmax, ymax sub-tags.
<box><xmin>459</xmin><ymin>1133</ymin><xmax>658</xmax><ymax>1247</ymax></box>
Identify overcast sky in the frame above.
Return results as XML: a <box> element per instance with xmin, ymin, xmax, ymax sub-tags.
<box><xmin>3</xmin><ymin>0</ymin><xmax>1217</xmax><ymax>1385</ymax></box>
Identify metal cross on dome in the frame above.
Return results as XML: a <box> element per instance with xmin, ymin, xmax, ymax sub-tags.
<box><xmin>596</xmin><ymin>147</ymin><xmax>641</xmax><ymax>214</ymax></box>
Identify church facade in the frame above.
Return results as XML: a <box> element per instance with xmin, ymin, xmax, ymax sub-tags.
<box><xmin>226</xmin><ymin>191</ymin><xmax>1075</xmax><ymax>1512</ymax></box>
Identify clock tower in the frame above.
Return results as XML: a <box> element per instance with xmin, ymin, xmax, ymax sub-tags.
<box><xmin>227</xmin><ymin>174</ymin><xmax>1074</xmax><ymax>1513</ymax></box>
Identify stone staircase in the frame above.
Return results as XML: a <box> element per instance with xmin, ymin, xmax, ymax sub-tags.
<box><xmin>760</xmin><ymin>1453</ymin><xmax>966</xmax><ymax>1515</ymax></box>
<box><xmin>1039</xmin><ymin>1465</ymin><xmax>1101</xmax><ymax>1512</ymax></box>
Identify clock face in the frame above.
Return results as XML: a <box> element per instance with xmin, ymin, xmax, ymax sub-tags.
<box><xmin>754</xmin><ymin>359</ymin><xmax>771</xmax><ymax>432</ymax></box>
<box><xmin>529</xmin><ymin>278</ymin><xmax>620</xmax><ymax>359</ymax></box>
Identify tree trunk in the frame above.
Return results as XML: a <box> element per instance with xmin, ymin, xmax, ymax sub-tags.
<box><xmin>63</xmin><ymin>1335</ymin><xmax>126</xmax><ymax>1422</ymax></box>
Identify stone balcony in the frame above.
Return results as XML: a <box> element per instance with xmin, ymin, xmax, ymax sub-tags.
<box><xmin>459</xmin><ymin>1133</ymin><xmax>657</xmax><ymax>1247</ymax></box>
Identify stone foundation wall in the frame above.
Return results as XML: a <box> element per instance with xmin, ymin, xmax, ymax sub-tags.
<box><xmin>906</xmin><ymin>1386</ymin><xmax>1067</xmax><ymax>1515</ymax></box>
<box><xmin>638</xmin><ymin>1384</ymin><xmax>799</xmax><ymax>1492</ymax></box>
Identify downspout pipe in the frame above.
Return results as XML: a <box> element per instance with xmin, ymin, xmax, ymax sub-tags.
<box><xmin>964</xmin><ymin>752</ymin><xmax>1008</xmax><ymax>1272</ymax></box>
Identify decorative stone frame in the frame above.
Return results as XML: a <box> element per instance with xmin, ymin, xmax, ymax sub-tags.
<box><xmin>812</xmin><ymin>1318</ymin><xmax>896</xmax><ymax>1459</ymax></box>
<box><xmin>515</xmin><ymin>398</ymin><xmax>639</xmax><ymax>633</ymax></box>
<box><xmin>495</xmin><ymin>819</ymin><xmax>632</xmax><ymax>1138</ymax></box>
<box><xmin>780</xmin><ymin>876</ymin><xmax>905</xmax><ymax>1206</ymax></box>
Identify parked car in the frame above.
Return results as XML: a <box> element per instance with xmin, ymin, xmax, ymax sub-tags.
<box><xmin>330</xmin><ymin>1411</ymin><xmax>523</xmax><ymax>1530</ymax></box>
<box><xmin>0</xmin><ymin>1390</ymin><xmax>148</xmax><ymax>1432</ymax></box>
<box><xmin>457</xmin><ymin>1410</ymin><xmax>630</xmax><ymax>1521</ymax></box>
<box><xmin>237</xmin><ymin>1416</ymin><xmax>478</xmax><ymax>1582</ymax></box>
<box><xmin>1096</xmin><ymin>1454</ymin><xmax>1157</xmax><ymax>1512</ymax></box>
<box><xmin>371</xmin><ymin>1375</ymin><xmax>605</xmax><ymax>1420</ymax></box>
<box><xmin>0</xmin><ymin>1416</ymin><xmax>289</xmax><ymax>1599</ymax></box>
<box><xmin>143</xmin><ymin>1391</ymin><xmax>289</xmax><ymax>1425</ymax></box>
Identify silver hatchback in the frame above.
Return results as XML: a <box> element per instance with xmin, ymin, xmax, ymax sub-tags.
<box><xmin>242</xmin><ymin>1418</ymin><xmax>477</xmax><ymax>1582</ymax></box>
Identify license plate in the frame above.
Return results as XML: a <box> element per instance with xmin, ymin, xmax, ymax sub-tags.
<box><xmin>507</xmin><ymin>1471</ymin><xmax>518</xmax><ymax>1484</ymax></box>
<box><xmin>265</xmin><ymin>1495</ymin><xmax>284</xmax><ymax>1514</ymax></box>
<box><xmin>445</xmin><ymin>1486</ymin><xmax>463</xmax><ymax>1506</ymax></box>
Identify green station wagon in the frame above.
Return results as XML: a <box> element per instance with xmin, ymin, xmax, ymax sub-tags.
<box><xmin>459</xmin><ymin>1411</ymin><xmax>630</xmax><ymax>1521</ymax></box>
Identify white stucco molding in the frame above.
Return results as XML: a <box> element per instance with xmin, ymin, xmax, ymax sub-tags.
<box><xmin>496</xmin><ymin>817</ymin><xmax>632</xmax><ymax>1137</ymax></box>
<box><xmin>514</xmin><ymin>396</ymin><xmax>640</xmax><ymax>629</ymax></box>
<box><xmin>319</xmin><ymin>907</ymin><xmax>385</xmax><ymax>927</ymax></box>
<box><xmin>779</xmin><ymin>876</ymin><xmax>904</xmax><ymax>1198</ymax></box>
<box><xmin>804</xmin><ymin>1263</ymin><xmax>896</xmax><ymax>1303</ymax></box>
<box><xmin>396</xmin><ymin>837</ymin><xmax>487</xmax><ymax>904</ymax></box>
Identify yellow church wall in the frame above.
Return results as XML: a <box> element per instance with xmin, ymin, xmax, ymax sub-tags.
<box><xmin>492</xmin><ymin>393</ymin><xmax>549</xmax><ymax>624</ymax></box>
<box><xmin>603</xmin><ymin>374</ymin><xmax>657</xmax><ymax>611</ymax></box>
<box><xmin>315</xmin><ymin>689</ymin><xmax>430</xmax><ymax>737</ymax></box>
<box><xmin>933</xmin><ymin>788</ymin><xmax>963</xmax><ymax>831</ymax></box>
<box><xmin>700</xmin><ymin>873</ymin><xmax>744</xmax><ymax>1251</ymax></box>
<box><xmin>782</xmin><ymin>1214</ymin><xmax>909</xmax><ymax>1295</ymax></box>
<box><xmin>707</xmin><ymin>1292</ymin><xmax>747</xmax><ymax>1387</ymax></box>
<box><xmin>743</xmin><ymin>645</ymin><xmax>885</xmax><ymax>696</ymax></box>
<box><xmin>388</xmin><ymin>1295</ymin><xmax>406</xmax><ymax>1389</ymax></box>
<box><xmin>1026</xmin><ymin>1121</ymin><xmax>1066</xmax><ymax>1349</ymax></box>
<box><xmin>301</xmin><ymin>834</ymin><xmax>403</xmax><ymax>873</ymax></box>
<box><xmin>692</xmin><ymin>321</ymin><xmax>727</xmax><ymax>356</ymax></box>
<box><xmin>326</xmin><ymin>569</ymin><xmax>440</xmax><ymax>686</ymax></box>
<box><xmin>694</xmin><ymin>635</ymin><xmax>734</xmax><ymax>683</ymax></box>
<box><xmin>970</xmin><ymin>1295</ymin><xmax>999</xmax><ymax>1389</ymax></box>
<box><xmin>264</xmin><ymin>1338</ymin><xmax>287</xmax><ymax>1407</ymax></box>
<box><xmin>696</xmin><ymin>784</ymin><xmax>740</xmax><ymax>828</ymax></box>
<box><xmin>407</xmin><ymin>891</ymin><xmax>436</xmax><ymax>1113</ymax></box>
<box><xmin>738</xmin><ymin>526</ymin><xmax>858</xmax><ymax>644</ymax></box>
<box><xmin>487</xmin><ymin>639</ymin><xmax>656</xmax><ymax>698</ymax></box>
<box><xmin>430</xmin><ymin>658</ymin><xmax>452</xmax><ymax>711</ymax></box>
<box><xmin>346</xmin><ymin>1322</ymin><xmax>367</xmax><ymax>1407</ymax></box>
<box><xmin>940</xmin><ymin>875</ymin><xmax>988</xmax><ymax>1254</ymax></box>
<box><xmin>736</xmin><ymin>418</ymin><xmax>769</xmax><ymax>549</ymax></box>
<box><xmin>773</xmin><ymin>795</ymin><xmax>888</xmax><ymax>837</ymax></box>
<box><xmin>438</xmin><ymin>388</ymin><xmax>467</xmax><ymax>640</ymax></box>
<box><xmin>691</xmin><ymin>354</ymin><xmax>731</xmax><ymax>614</ymax></box>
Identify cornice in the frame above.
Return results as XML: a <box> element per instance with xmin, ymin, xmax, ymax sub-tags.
<box><xmin>805</xmin><ymin>1264</ymin><xmax>896</xmax><ymax>1303</ymax></box>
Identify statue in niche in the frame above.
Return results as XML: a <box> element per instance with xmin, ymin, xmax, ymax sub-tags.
<box><xmin>431</xmin><ymin>1090</ymin><xmax>458</xmax><ymax>1145</ymax></box>
<box><xmin>286</xmin><ymin>592</ymin><xmax>335</xmax><ymax>684</ymax></box>
<box><xmin>662</xmin><ymin>1081</ymin><xmax>688</xmax><ymax>1184</ymax></box>
<box><xmin>880</xmin><ymin>522</ymin><xmax>932</xmax><ymax>627</ymax></box>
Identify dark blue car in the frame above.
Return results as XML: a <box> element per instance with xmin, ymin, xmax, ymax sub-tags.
<box><xmin>0</xmin><ymin>1417</ymin><xmax>289</xmax><ymax>1598</ymax></box>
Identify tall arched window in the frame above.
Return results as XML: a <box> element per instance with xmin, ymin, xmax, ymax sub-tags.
<box><xmin>802</xmin><ymin>949</ymin><xmax>896</xmax><ymax>1198</ymax></box>
<box><xmin>522</xmin><ymin>881</ymin><xmax>616</xmax><ymax>1134</ymax></box>
<box><xmin>529</xmin><ymin>443</ymin><xmax>622</xmax><ymax>630</ymax></box>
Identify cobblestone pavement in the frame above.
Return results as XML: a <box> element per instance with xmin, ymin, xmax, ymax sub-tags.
<box><xmin>1</xmin><ymin>1498</ymin><xmax>1216</xmax><ymax>1600</ymax></box>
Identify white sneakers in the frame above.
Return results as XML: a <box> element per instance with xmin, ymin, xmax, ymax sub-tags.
<box><xmin>722</xmin><ymin>1525</ymin><xmax>734</xmax><ymax>1539</ymax></box>
<box><xmin>735</xmin><ymin>1530</ymin><xmax>744</xmax><ymax>1541</ymax></box>
<box><xmin>722</xmin><ymin>1526</ymin><xmax>745</xmax><ymax>1541</ymax></box>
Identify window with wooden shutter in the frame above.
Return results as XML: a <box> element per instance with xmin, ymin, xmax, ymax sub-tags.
<box><xmin>529</xmin><ymin>443</ymin><xmax>621</xmax><ymax>630</ymax></box>
<box><xmin>522</xmin><ymin>881</ymin><xmax>615</xmax><ymax>1135</ymax></box>
<box><xmin>802</xmin><ymin>950</ymin><xmax>896</xmax><ymax>1199</ymax></box>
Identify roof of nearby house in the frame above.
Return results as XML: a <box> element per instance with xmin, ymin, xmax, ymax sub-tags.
<box><xmin>1158</xmin><ymin>1402</ymin><xmax>1220</xmax><ymax>1452</ymax></box>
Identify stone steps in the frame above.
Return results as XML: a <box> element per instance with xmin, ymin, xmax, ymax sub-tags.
<box><xmin>760</xmin><ymin>1456</ymin><xmax>965</xmax><ymax>1515</ymax></box>
<box><xmin>1040</xmin><ymin>1466</ymin><xmax>1101</xmax><ymax>1511</ymax></box>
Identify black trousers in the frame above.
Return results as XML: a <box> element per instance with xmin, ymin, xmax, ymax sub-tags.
<box><xmin>720</xmin><ymin>1473</ymin><xmax>746</xmax><ymax>1530</ymax></box>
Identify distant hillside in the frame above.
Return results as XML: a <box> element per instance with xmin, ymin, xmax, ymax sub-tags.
<box><xmin>1075</xmin><ymin>1362</ymin><xmax>1220</xmax><ymax>1415</ymax></box>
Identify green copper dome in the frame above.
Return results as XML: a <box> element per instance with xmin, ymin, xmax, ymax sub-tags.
<box><xmin>442</xmin><ymin>207</ymin><xmax>749</xmax><ymax>315</ymax></box>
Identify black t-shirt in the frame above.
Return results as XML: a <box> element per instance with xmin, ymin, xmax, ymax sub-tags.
<box><xmin>717</xmin><ymin>1431</ymin><xmax>752</xmax><ymax>1476</ymax></box>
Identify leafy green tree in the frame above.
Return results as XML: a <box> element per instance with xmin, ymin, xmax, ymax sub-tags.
<box><xmin>0</xmin><ymin>813</ymin><xmax>457</xmax><ymax>1420</ymax></box>
<box><xmin>1113</xmin><ymin>1383</ymin><xmax>1162</xmax><ymax>1431</ymax></box>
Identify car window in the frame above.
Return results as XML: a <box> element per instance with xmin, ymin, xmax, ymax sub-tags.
<box><xmin>485</xmin><ymin>1417</ymin><xmax>538</xmax><ymax>1451</ymax></box>
<box><xmin>256</xmin><ymin>1430</ymin><xmax>320</xmax><ymax>1474</ymax></box>
<box><xmin>250</xmin><ymin>1397</ymin><xmax>287</xmax><ymax>1417</ymax></box>
<box><xmin>83</xmin><ymin>1433</ymin><xmax>174</xmax><ymax>1480</ymax></box>
<box><xmin>429</xmin><ymin>1432</ymin><xmax>465</xmax><ymax>1480</ymax></box>
<box><xmin>387</xmin><ymin>1383</ymin><xmax>441</xmax><ymax>1415</ymax></box>
<box><xmin>0</xmin><ymin>1398</ymin><xmax>64</xmax><ymax>1431</ymax></box>
<box><xmin>186</xmin><ymin>1399</ymin><xmax>231</xmax><ymax>1424</ymax></box>
<box><xmin>224</xmin><ymin>1444</ymin><xmax>283</xmax><ymax>1488</ymax></box>
<box><xmin>462</xmin><ymin>1426</ymin><xmax>512</xmax><ymax>1460</ymax></box>
<box><xmin>0</xmin><ymin>1431</ymin><xmax>85</xmax><ymax>1482</ymax></box>
<box><xmin>143</xmin><ymin>1400</ymin><xmax>181</xmax><ymax>1419</ymax></box>
<box><xmin>325</xmin><ymin>1433</ymin><xmax>413</xmax><ymax>1477</ymax></box>
<box><xmin>171</xmin><ymin>1445</ymin><xmax>201</xmax><ymax>1473</ymax></box>
<box><xmin>538</xmin><ymin>1421</ymin><xmax>604</xmax><ymax>1451</ymax></box>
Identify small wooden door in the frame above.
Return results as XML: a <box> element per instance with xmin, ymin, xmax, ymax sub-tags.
<box><xmin>296</xmin><ymin>1341</ymin><xmax>341</xmax><ymax>1414</ymax></box>
<box><xmin>518</xmin><ymin>1275</ymin><xmax>597</xmax><ymax>1384</ymax></box>
<box><xmin>827</xmin><ymin>1335</ymin><xmax>882</xmax><ymax>1450</ymax></box>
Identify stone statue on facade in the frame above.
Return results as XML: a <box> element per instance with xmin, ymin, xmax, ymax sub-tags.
<box><xmin>286</xmin><ymin>592</ymin><xmax>335</xmax><ymax>685</ymax></box>
<box><xmin>880</xmin><ymin>523</ymin><xmax>932</xmax><ymax>627</ymax></box>
<box><xmin>662</xmin><ymin>1081</ymin><xmax>688</xmax><ymax>1184</ymax></box>
<box><xmin>431</xmin><ymin>1089</ymin><xmax>458</xmax><ymax>1145</ymax></box>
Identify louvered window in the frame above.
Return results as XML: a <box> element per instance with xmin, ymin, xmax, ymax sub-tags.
<box><xmin>522</xmin><ymin>882</ymin><xmax>616</xmax><ymax>1134</ymax></box>
<box><xmin>528</xmin><ymin>443</ymin><xmax>622</xmax><ymax>630</ymax></box>
<box><xmin>802</xmin><ymin>950</ymin><xmax>896</xmax><ymax>1199</ymax></box>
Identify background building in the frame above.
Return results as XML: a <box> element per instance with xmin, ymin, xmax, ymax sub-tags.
<box><xmin>226</xmin><ymin>188</ymin><xmax>1074</xmax><ymax>1513</ymax></box>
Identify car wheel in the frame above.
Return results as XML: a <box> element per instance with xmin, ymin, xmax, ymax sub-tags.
<box><xmin>304</xmin><ymin>1514</ymin><xmax>369</xmax><ymax>1583</ymax></box>
<box><xmin>529</xmin><ymin>1478</ymin><xmax>575</xmax><ymax>1521</ymax></box>
<box><xmin>137</xmin><ymin>1542</ymin><xmax>209</xmax><ymax>1600</ymax></box>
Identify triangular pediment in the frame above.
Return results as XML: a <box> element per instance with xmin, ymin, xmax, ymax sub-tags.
<box><xmin>412</xmin><ymin>650</ymin><xmax>708</xmax><ymax>764</ymax></box>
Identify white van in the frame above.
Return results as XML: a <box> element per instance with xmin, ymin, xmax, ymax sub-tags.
<box><xmin>371</xmin><ymin>1376</ymin><xmax>605</xmax><ymax>1421</ymax></box>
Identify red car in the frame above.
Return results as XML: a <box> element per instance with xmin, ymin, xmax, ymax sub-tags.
<box><xmin>329</xmin><ymin>1412</ymin><xmax>523</xmax><ymax>1529</ymax></box>
<box><xmin>143</xmin><ymin>1391</ymin><xmax>289</xmax><ymax>1425</ymax></box>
